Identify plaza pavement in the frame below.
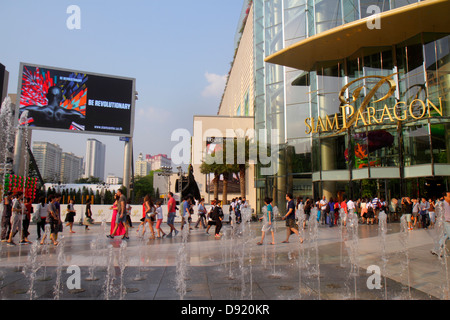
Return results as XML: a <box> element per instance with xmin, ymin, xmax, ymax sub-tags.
<box><xmin>0</xmin><ymin>218</ymin><xmax>447</xmax><ymax>300</ymax></box>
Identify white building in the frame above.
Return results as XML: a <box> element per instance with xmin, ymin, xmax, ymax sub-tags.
<box><xmin>106</xmin><ymin>175</ymin><xmax>122</xmax><ymax>185</ymax></box>
<box><xmin>60</xmin><ymin>152</ymin><xmax>83</xmax><ymax>183</ymax></box>
<box><xmin>146</xmin><ymin>154</ymin><xmax>172</xmax><ymax>171</ymax></box>
<box><xmin>135</xmin><ymin>153</ymin><xmax>151</xmax><ymax>177</ymax></box>
<box><xmin>84</xmin><ymin>139</ymin><xmax>106</xmax><ymax>181</ymax></box>
<box><xmin>32</xmin><ymin>141</ymin><xmax>62</xmax><ymax>182</ymax></box>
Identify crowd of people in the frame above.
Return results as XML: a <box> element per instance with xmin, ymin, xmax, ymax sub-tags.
<box><xmin>292</xmin><ymin>193</ymin><xmax>449</xmax><ymax>232</ymax></box>
<box><xmin>1</xmin><ymin>188</ymin><xmax>449</xmax><ymax>255</ymax></box>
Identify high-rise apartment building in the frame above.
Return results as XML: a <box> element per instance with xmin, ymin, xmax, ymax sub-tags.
<box><xmin>60</xmin><ymin>152</ymin><xmax>83</xmax><ymax>183</ymax></box>
<box><xmin>32</xmin><ymin>141</ymin><xmax>62</xmax><ymax>182</ymax></box>
<box><xmin>84</xmin><ymin>139</ymin><xmax>106</xmax><ymax>181</ymax></box>
<box><xmin>135</xmin><ymin>153</ymin><xmax>151</xmax><ymax>177</ymax></box>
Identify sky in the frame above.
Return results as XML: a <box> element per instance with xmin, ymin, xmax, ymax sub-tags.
<box><xmin>0</xmin><ymin>0</ymin><xmax>245</xmax><ymax>177</ymax></box>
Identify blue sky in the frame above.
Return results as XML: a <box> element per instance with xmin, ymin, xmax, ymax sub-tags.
<box><xmin>0</xmin><ymin>0</ymin><xmax>245</xmax><ymax>177</ymax></box>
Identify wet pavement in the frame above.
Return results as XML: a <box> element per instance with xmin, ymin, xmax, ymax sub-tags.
<box><xmin>0</xmin><ymin>218</ymin><xmax>447</xmax><ymax>301</ymax></box>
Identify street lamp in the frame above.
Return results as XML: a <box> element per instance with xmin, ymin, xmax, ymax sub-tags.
<box><xmin>96</xmin><ymin>182</ymin><xmax>110</xmax><ymax>205</ymax></box>
<box><xmin>158</xmin><ymin>166</ymin><xmax>172</xmax><ymax>204</ymax></box>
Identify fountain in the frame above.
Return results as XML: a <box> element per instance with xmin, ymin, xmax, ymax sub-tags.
<box><xmin>307</xmin><ymin>208</ymin><xmax>321</xmax><ymax>299</ymax></box>
<box><xmin>176</xmin><ymin>224</ymin><xmax>190</xmax><ymax>300</ymax></box>
<box><xmin>53</xmin><ymin>236</ymin><xmax>65</xmax><ymax>300</ymax></box>
<box><xmin>339</xmin><ymin>209</ymin><xmax>346</xmax><ymax>268</ymax></box>
<box><xmin>23</xmin><ymin>241</ymin><xmax>41</xmax><ymax>300</ymax></box>
<box><xmin>118</xmin><ymin>241</ymin><xmax>128</xmax><ymax>300</ymax></box>
<box><xmin>133</xmin><ymin>235</ymin><xmax>147</xmax><ymax>281</ymax></box>
<box><xmin>297</xmin><ymin>208</ymin><xmax>307</xmax><ymax>299</ymax></box>
<box><xmin>86</xmin><ymin>239</ymin><xmax>100</xmax><ymax>281</ymax></box>
<box><xmin>346</xmin><ymin>211</ymin><xmax>359</xmax><ymax>300</ymax></box>
<box><xmin>378</xmin><ymin>210</ymin><xmax>388</xmax><ymax>299</ymax></box>
<box><xmin>103</xmin><ymin>244</ymin><xmax>117</xmax><ymax>300</ymax></box>
<box><xmin>38</xmin><ymin>225</ymin><xmax>53</xmax><ymax>282</ymax></box>
<box><xmin>399</xmin><ymin>215</ymin><xmax>412</xmax><ymax>299</ymax></box>
<box><xmin>433</xmin><ymin>201</ymin><xmax>449</xmax><ymax>299</ymax></box>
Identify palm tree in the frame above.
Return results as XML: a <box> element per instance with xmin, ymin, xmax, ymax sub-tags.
<box><xmin>200</xmin><ymin>158</ymin><xmax>220</xmax><ymax>201</ymax></box>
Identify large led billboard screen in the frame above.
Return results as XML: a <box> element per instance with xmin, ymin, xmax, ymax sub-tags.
<box><xmin>16</xmin><ymin>63</ymin><xmax>135</xmax><ymax>137</ymax></box>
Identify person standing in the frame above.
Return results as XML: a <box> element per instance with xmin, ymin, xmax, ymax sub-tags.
<box><xmin>319</xmin><ymin>196</ymin><xmax>328</xmax><ymax>225</ymax></box>
<box><xmin>428</xmin><ymin>198</ymin><xmax>436</xmax><ymax>229</ymax></box>
<box><xmin>257</xmin><ymin>197</ymin><xmax>275</xmax><ymax>245</ymax></box>
<box><xmin>1</xmin><ymin>192</ymin><xmax>13</xmax><ymax>242</ymax></box>
<box><xmin>84</xmin><ymin>199</ymin><xmax>93</xmax><ymax>231</ymax></box>
<box><xmin>419</xmin><ymin>197</ymin><xmax>430</xmax><ymax>229</ymax></box>
<box><xmin>166</xmin><ymin>192</ymin><xmax>179</xmax><ymax>237</ymax></box>
<box><xmin>412</xmin><ymin>198</ymin><xmax>419</xmax><ymax>229</ymax></box>
<box><xmin>21</xmin><ymin>197</ymin><xmax>33</xmax><ymax>243</ymax></box>
<box><xmin>282</xmin><ymin>193</ymin><xmax>303</xmax><ymax>244</ymax></box>
<box><xmin>328</xmin><ymin>197</ymin><xmax>335</xmax><ymax>228</ymax></box>
<box><xmin>401</xmin><ymin>197</ymin><xmax>413</xmax><ymax>231</ymax></box>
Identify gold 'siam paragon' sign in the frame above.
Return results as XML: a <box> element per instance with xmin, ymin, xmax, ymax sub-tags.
<box><xmin>304</xmin><ymin>74</ymin><xmax>444</xmax><ymax>135</ymax></box>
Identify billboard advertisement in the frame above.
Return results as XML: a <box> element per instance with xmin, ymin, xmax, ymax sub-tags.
<box><xmin>16</xmin><ymin>63</ymin><xmax>135</xmax><ymax>137</ymax></box>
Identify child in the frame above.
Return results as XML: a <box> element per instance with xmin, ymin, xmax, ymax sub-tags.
<box><xmin>257</xmin><ymin>197</ymin><xmax>275</xmax><ymax>245</ymax></box>
<box><xmin>155</xmin><ymin>201</ymin><xmax>166</xmax><ymax>238</ymax></box>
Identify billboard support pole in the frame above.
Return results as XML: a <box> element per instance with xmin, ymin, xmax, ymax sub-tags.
<box><xmin>13</xmin><ymin>128</ymin><xmax>24</xmax><ymax>176</ymax></box>
<box><xmin>123</xmin><ymin>137</ymin><xmax>132</xmax><ymax>198</ymax></box>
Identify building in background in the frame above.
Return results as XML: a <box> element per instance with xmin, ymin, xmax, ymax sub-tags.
<box><xmin>32</xmin><ymin>141</ymin><xmax>62</xmax><ymax>182</ymax></box>
<box><xmin>0</xmin><ymin>63</ymin><xmax>8</xmax><ymax>106</ymax></box>
<box><xmin>60</xmin><ymin>152</ymin><xmax>83</xmax><ymax>183</ymax></box>
<box><xmin>135</xmin><ymin>152</ymin><xmax>151</xmax><ymax>177</ymax></box>
<box><xmin>106</xmin><ymin>175</ymin><xmax>122</xmax><ymax>185</ymax></box>
<box><xmin>146</xmin><ymin>154</ymin><xmax>172</xmax><ymax>171</ymax></box>
<box><xmin>84</xmin><ymin>138</ymin><xmax>106</xmax><ymax>181</ymax></box>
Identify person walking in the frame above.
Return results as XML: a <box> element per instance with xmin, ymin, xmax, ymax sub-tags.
<box><xmin>195</xmin><ymin>198</ymin><xmax>207</xmax><ymax>229</ymax></box>
<box><xmin>143</xmin><ymin>195</ymin><xmax>156</xmax><ymax>239</ymax></box>
<box><xmin>401</xmin><ymin>197</ymin><xmax>413</xmax><ymax>231</ymax></box>
<box><xmin>428</xmin><ymin>198</ymin><xmax>436</xmax><ymax>229</ymax></box>
<box><xmin>166</xmin><ymin>192</ymin><xmax>179</xmax><ymax>237</ymax></box>
<box><xmin>34</xmin><ymin>196</ymin><xmax>48</xmax><ymax>240</ymax></box>
<box><xmin>65</xmin><ymin>199</ymin><xmax>76</xmax><ymax>233</ymax></box>
<box><xmin>282</xmin><ymin>193</ymin><xmax>303</xmax><ymax>244</ymax></box>
<box><xmin>110</xmin><ymin>194</ymin><xmax>125</xmax><ymax>237</ymax></box>
<box><xmin>108</xmin><ymin>189</ymin><xmax>129</xmax><ymax>240</ymax></box>
<box><xmin>41</xmin><ymin>194</ymin><xmax>60</xmax><ymax>246</ymax></box>
<box><xmin>431</xmin><ymin>191</ymin><xmax>450</xmax><ymax>257</ymax></box>
<box><xmin>7</xmin><ymin>192</ymin><xmax>25</xmax><ymax>245</ymax></box>
<box><xmin>155</xmin><ymin>201</ymin><xmax>167</xmax><ymax>238</ymax></box>
<box><xmin>257</xmin><ymin>197</ymin><xmax>275</xmax><ymax>245</ymax></box>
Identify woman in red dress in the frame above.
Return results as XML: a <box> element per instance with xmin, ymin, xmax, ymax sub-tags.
<box><xmin>110</xmin><ymin>194</ymin><xmax>125</xmax><ymax>236</ymax></box>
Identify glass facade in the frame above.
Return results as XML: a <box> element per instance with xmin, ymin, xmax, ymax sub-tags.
<box><xmin>253</xmin><ymin>0</ymin><xmax>450</xmax><ymax>214</ymax></box>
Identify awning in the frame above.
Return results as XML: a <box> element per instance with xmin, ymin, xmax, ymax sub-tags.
<box><xmin>265</xmin><ymin>0</ymin><xmax>450</xmax><ymax>71</ymax></box>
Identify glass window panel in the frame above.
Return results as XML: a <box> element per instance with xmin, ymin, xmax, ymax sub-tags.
<box><xmin>403</xmin><ymin>121</ymin><xmax>432</xmax><ymax>166</ymax></box>
<box><xmin>286</xmin><ymin>103</ymin><xmax>310</xmax><ymax>139</ymax></box>
<box><xmin>284</xmin><ymin>5</ymin><xmax>307</xmax><ymax>41</ymax></box>
<box><xmin>431</xmin><ymin>121</ymin><xmax>450</xmax><ymax>164</ymax></box>
<box><xmin>315</xmin><ymin>0</ymin><xmax>343</xmax><ymax>34</ymax></box>
<box><xmin>391</xmin><ymin>0</ymin><xmax>418</xmax><ymax>9</ymax></box>
<box><xmin>366</xmin><ymin>126</ymin><xmax>399</xmax><ymax>168</ymax></box>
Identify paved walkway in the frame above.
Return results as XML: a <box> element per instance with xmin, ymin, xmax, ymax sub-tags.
<box><xmin>0</xmin><ymin>219</ymin><xmax>448</xmax><ymax>300</ymax></box>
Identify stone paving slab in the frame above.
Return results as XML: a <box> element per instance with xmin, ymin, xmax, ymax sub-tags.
<box><xmin>0</xmin><ymin>220</ymin><xmax>447</xmax><ymax>301</ymax></box>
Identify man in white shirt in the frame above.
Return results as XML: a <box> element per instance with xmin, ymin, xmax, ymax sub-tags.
<box><xmin>319</xmin><ymin>196</ymin><xmax>328</xmax><ymax>225</ymax></box>
<box><xmin>347</xmin><ymin>199</ymin><xmax>356</xmax><ymax>215</ymax></box>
